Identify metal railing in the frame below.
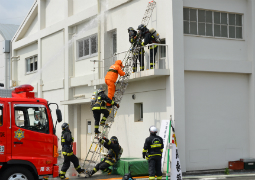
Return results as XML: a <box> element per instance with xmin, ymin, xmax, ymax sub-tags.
<box><xmin>94</xmin><ymin>44</ymin><xmax>168</xmax><ymax>79</ymax></box>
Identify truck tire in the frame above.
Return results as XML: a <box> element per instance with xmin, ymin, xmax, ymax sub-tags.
<box><xmin>1</xmin><ymin>166</ymin><xmax>35</xmax><ymax>180</ymax></box>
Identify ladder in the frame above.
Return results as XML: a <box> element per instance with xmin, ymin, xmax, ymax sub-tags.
<box><xmin>82</xmin><ymin>1</ymin><xmax>157</xmax><ymax>176</ymax></box>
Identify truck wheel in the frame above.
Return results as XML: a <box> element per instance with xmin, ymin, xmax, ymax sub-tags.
<box><xmin>2</xmin><ymin>166</ymin><xmax>35</xmax><ymax>180</ymax></box>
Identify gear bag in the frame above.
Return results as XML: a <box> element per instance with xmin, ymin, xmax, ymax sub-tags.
<box><xmin>149</xmin><ymin>28</ymin><xmax>160</xmax><ymax>43</ymax></box>
<box><xmin>91</xmin><ymin>90</ymin><xmax>98</xmax><ymax>107</ymax></box>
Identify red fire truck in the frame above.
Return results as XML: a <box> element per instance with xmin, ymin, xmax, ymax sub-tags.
<box><xmin>0</xmin><ymin>84</ymin><xmax>61</xmax><ymax>180</ymax></box>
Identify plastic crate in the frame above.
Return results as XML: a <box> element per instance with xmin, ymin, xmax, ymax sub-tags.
<box><xmin>228</xmin><ymin>161</ymin><xmax>244</xmax><ymax>170</ymax></box>
<box><xmin>244</xmin><ymin>162</ymin><xmax>255</xmax><ymax>170</ymax></box>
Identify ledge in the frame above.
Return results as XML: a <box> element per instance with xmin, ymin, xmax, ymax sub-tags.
<box><xmin>60</xmin><ymin>98</ymin><xmax>90</xmax><ymax>105</ymax></box>
<box><xmin>88</xmin><ymin>69</ymin><xmax>170</xmax><ymax>86</ymax></box>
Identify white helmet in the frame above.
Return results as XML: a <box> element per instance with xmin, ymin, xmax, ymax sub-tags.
<box><xmin>149</xmin><ymin>126</ymin><xmax>157</xmax><ymax>133</ymax></box>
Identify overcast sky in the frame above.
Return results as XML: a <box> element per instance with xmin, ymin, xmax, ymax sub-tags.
<box><xmin>0</xmin><ymin>0</ymin><xmax>35</xmax><ymax>25</ymax></box>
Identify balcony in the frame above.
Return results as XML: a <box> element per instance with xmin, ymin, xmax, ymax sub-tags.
<box><xmin>89</xmin><ymin>44</ymin><xmax>170</xmax><ymax>86</ymax></box>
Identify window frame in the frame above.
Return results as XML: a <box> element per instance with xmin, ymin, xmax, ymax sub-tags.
<box><xmin>134</xmin><ymin>102</ymin><xmax>143</xmax><ymax>122</ymax></box>
<box><xmin>77</xmin><ymin>34</ymin><xmax>98</xmax><ymax>61</ymax></box>
<box><xmin>183</xmin><ymin>7</ymin><xmax>244</xmax><ymax>40</ymax></box>
<box><xmin>14</xmin><ymin>104</ymin><xmax>50</xmax><ymax>134</ymax></box>
<box><xmin>0</xmin><ymin>104</ymin><xmax>3</xmax><ymax>127</ymax></box>
<box><xmin>25</xmin><ymin>55</ymin><xmax>38</xmax><ymax>74</ymax></box>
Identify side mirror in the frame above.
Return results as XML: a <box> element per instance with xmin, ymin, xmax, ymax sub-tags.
<box><xmin>56</xmin><ymin>109</ymin><xmax>62</xmax><ymax>123</ymax></box>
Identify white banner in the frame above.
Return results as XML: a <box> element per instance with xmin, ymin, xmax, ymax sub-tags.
<box><xmin>159</xmin><ymin>120</ymin><xmax>171</xmax><ymax>171</ymax></box>
<box><xmin>171</xmin><ymin>124</ymin><xmax>183</xmax><ymax>180</ymax></box>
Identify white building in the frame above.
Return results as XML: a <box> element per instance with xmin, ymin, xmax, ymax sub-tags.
<box><xmin>0</xmin><ymin>24</ymin><xmax>19</xmax><ymax>88</ymax></box>
<box><xmin>11</xmin><ymin>0</ymin><xmax>255</xmax><ymax>172</ymax></box>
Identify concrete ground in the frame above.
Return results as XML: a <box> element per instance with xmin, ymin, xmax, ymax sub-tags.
<box><xmin>48</xmin><ymin>158</ymin><xmax>255</xmax><ymax>180</ymax></box>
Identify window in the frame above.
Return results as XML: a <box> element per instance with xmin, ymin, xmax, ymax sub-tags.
<box><xmin>87</xmin><ymin>121</ymin><xmax>91</xmax><ymax>134</ymax></box>
<box><xmin>183</xmin><ymin>8</ymin><xmax>243</xmax><ymax>39</ymax></box>
<box><xmin>112</xmin><ymin>32</ymin><xmax>117</xmax><ymax>62</ymax></box>
<box><xmin>15</xmin><ymin>105</ymin><xmax>49</xmax><ymax>134</ymax></box>
<box><xmin>78</xmin><ymin>35</ymin><xmax>98</xmax><ymax>59</ymax></box>
<box><xmin>0</xmin><ymin>106</ymin><xmax>3</xmax><ymax>126</ymax></box>
<box><xmin>26</xmin><ymin>55</ymin><xmax>38</xmax><ymax>73</ymax></box>
<box><xmin>134</xmin><ymin>103</ymin><xmax>143</xmax><ymax>122</ymax></box>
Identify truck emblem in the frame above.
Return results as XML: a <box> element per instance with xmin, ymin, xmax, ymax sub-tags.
<box><xmin>14</xmin><ymin>129</ymin><xmax>24</xmax><ymax>141</ymax></box>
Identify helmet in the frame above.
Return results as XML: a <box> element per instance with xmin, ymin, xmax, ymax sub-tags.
<box><xmin>61</xmin><ymin>123</ymin><xmax>69</xmax><ymax>130</ymax></box>
<box><xmin>137</xmin><ymin>24</ymin><xmax>146</xmax><ymax>31</ymax></box>
<box><xmin>97</xmin><ymin>88</ymin><xmax>105</xmax><ymax>94</ymax></box>
<box><xmin>110</xmin><ymin>136</ymin><xmax>118</xmax><ymax>143</ymax></box>
<box><xmin>128</xmin><ymin>27</ymin><xmax>134</xmax><ymax>32</ymax></box>
<box><xmin>149</xmin><ymin>126</ymin><xmax>157</xmax><ymax>134</ymax></box>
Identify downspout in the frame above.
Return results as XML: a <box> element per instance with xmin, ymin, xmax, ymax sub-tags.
<box><xmin>97</xmin><ymin>0</ymin><xmax>101</xmax><ymax>79</ymax></box>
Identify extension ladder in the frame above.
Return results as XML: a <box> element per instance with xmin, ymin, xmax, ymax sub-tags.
<box><xmin>82</xmin><ymin>1</ymin><xmax>157</xmax><ymax>176</ymax></box>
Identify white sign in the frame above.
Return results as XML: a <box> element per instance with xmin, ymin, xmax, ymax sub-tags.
<box><xmin>171</xmin><ymin>123</ymin><xmax>183</xmax><ymax>180</ymax></box>
<box><xmin>0</xmin><ymin>145</ymin><xmax>4</xmax><ymax>153</ymax></box>
<box><xmin>159</xmin><ymin>120</ymin><xmax>170</xmax><ymax>170</ymax></box>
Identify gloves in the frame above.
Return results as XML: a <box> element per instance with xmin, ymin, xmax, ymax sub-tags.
<box><xmin>142</xmin><ymin>152</ymin><xmax>146</xmax><ymax>159</ymax></box>
<box><xmin>116</xmin><ymin>104</ymin><xmax>120</xmax><ymax>108</ymax></box>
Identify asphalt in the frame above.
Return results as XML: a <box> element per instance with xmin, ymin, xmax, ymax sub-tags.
<box><xmin>48</xmin><ymin>158</ymin><xmax>255</xmax><ymax>180</ymax></box>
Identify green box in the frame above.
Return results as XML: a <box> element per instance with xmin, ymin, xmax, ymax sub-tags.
<box><xmin>109</xmin><ymin>158</ymin><xmax>149</xmax><ymax>176</ymax></box>
<box><xmin>244</xmin><ymin>162</ymin><xmax>255</xmax><ymax>170</ymax></box>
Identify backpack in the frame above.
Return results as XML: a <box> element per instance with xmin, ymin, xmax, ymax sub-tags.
<box><xmin>91</xmin><ymin>90</ymin><xmax>98</xmax><ymax>107</ymax></box>
<box><xmin>149</xmin><ymin>28</ymin><xmax>161</xmax><ymax>43</ymax></box>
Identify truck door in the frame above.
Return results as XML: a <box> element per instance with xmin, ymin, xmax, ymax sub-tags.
<box><xmin>0</xmin><ymin>102</ymin><xmax>6</xmax><ymax>162</ymax></box>
<box><xmin>11</xmin><ymin>104</ymin><xmax>54</xmax><ymax>175</ymax></box>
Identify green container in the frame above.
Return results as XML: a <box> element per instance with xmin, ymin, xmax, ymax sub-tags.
<box><xmin>108</xmin><ymin>158</ymin><xmax>149</xmax><ymax>176</ymax></box>
<box><xmin>244</xmin><ymin>162</ymin><xmax>255</xmax><ymax>170</ymax></box>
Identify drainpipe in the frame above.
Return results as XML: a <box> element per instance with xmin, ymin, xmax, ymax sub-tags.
<box><xmin>97</xmin><ymin>0</ymin><xmax>101</xmax><ymax>79</ymax></box>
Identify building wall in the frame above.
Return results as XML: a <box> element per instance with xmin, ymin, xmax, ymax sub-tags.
<box><xmin>73</xmin><ymin>0</ymin><xmax>97</xmax><ymax>15</ymax></box>
<box><xmin>45</xmin><ymin>0</ymin><xmax>65</xmax><ymax>28</ymax></box>
<box><xmin>185</xmin><ymin>71</ymin><xmax>249</xmax><ymax>170</ymax></box>
<box><xmin>0</xmin><ymin>34</ymin><xmax>6</xmax><ymax>85</ymax></box>
<box><xmin>16</xmin><ymin>43</ymin><xmax>38</xmax><ymax>85</ymax></box>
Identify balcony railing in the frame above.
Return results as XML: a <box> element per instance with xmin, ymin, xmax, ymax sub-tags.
<box><xmin>96</xmin><ymin>44</ymin><xmax>168</xmax><ymax>79</ymax></box>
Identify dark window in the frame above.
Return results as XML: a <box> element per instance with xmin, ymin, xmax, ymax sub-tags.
<box><xmin>78</xmin><ymin>35</ymin><xmax>98</xmax><ymax>59</ymax></box>
<box><xmin>183</xmin><ymin>8</ymin><xmax>243</xmax><ymax>39</ymax></box>
<box><xmin>26</xmin><ymin>56</ymin><xmax>38</xmax><ymax>73</ymax></box>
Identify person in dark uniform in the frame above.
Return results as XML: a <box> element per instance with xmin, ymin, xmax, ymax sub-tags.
<box><xmin>137</xmin><ymin>24</ymin><xmax>158</xmax><ymax>69</ymax></box>
<box><xmin>89</xmin><ymin>136</ymin><xmax>123</xmax><ymax>176</ymax></box>
<box><xmin>128</xmin><ymin>27</ymin><xmax>145</xmax><ymax>72</ymax></box>
<box><xmin>59</xmin><ymin>123</ymin><xmax>85</xmax><ymax>179</ymax></box>
<box><xmin>92</xmin><ymin>88</ymin><xmax>119</xmax><ymax>134</ymax></box>
<box><xmin>143</xmin><ymin>126</ymin><xmax>164</xmax><ymax>180</ymax></box>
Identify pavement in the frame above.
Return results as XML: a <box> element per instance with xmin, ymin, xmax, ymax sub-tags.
<box><xmin>48</xmin><ymin>158</ymin><xmax>255</xmax><ymax>180</ymax></box>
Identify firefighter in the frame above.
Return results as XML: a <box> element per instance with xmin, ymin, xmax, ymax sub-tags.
<box><xmin>89</xmin><ymin>136</ymin><xmax>123</xmax><ymax>177</ymax></box>
<box><xmin>92</xmin><ymin>88</ymin><xmax>119</xmax><ymax>134</ymax></box>
<box><xmin>137</xmin><ymin>24</ymin><xmax>158</xmax><ymax>69</ymax></box>
<box><xmin>105</xmin><ymin>60</ymin><xmax>126</xmax><ymax>107</ymax></box>
<box><xmin>128</xmin><ymin>27</ymin><xmax>145</xmax><ymax>72</ymax></box>
<box><xmin>143</xmin><ymin>126</ymin><xmax>164</xmax><ymax>180</ymax></box>
<box><xmin>59</xmin><ymin>123</ymin><xmax>85</xmax><ymax>179</ymax></box>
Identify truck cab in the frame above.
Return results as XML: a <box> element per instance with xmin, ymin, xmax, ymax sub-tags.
<box><xmin>0</xmin><ymin>84</ymin><xmax>61</xmax><ymax>180</ymax></box>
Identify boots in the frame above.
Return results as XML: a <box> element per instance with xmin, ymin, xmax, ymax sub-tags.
<box><xmin>89</xmin><ymin>169</ymin><xmax>97</xmax><ymax>177</ymax></box>
<box><xmin>95</xmin><ymin>129</ymin><xmax>101</xmax><ymax>134</ymax></box>
<box><xmin>59</xmin><ymin>173</ymin><xmax>69</xmax><ymax>180</ymax></box>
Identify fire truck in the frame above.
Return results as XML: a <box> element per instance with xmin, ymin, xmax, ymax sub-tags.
<box><xmin>0</xmin><ymin>84</ymin><xmax>61</xmax><ymax>180</ymax></box>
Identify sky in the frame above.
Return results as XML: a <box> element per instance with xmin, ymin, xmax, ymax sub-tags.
<box><xmin>0</xmin><ymin>0</ymin><xmax>35</xmax><ymax>25</ymax></box>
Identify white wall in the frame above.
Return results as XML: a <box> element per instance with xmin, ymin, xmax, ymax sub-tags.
<box><xmin>16</xmin><ymin>43</ymin><xmax>38</xmax><ymax>85</ymax></box>
<box><xmin>0</xmin><ymin>35</ymin><xmax>6</xmax><ymax>85</ymax></box>
<box><xmin>45</xmin><ymin>0</ymin><xmax>65</xmax><ymax>27</ymax></box>
<box><xmin>41</xmin><ymin>30</ymin><xmax>64</xmax><ymax>85</ymax></box>
<box><xmin>185</xmin><ymin>71</ymin><xmax>249</xmax><ymax>170</ymax></box>
<box><xmin>23</xmin><ymin>14</ymin><xmax>39</xmax><ymax>38</ymax></box>
<box><xmin>73</xmin><ymin>0</ymin><xmax>97</xmax><ymax>15</ymax></box>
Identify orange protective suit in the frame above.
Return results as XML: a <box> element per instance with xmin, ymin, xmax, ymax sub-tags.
<box><xmin>105</xmin><ymin>60</ymin><xmax>125</xmax><ymax>106</ymax></box>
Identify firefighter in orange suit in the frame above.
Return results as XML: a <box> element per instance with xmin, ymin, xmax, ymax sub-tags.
<box><xmin>105</xmin><ymin>60</ymin><xmax>125</xmax><ymax>107</ymax></box>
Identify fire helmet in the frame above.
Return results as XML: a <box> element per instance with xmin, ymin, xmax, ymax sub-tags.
<box><xmin>137</xmin><ymin>24</ymin><xmax>146</xmax><ymax>32</ymax></box>
<box><xmin>97</xmin><ymin>88</ymin><xmax>105</xmax><ymax>94</ymax></box>
<box><xmin>110</xmin><ymin>136</ymin><xmax>118</xmax><ymax>143</ymax></box>
<box><xmin>149</xmin><ymin>126</ymin><xmax>157</xmax><ymax>134</ymax></box>
<box><xmin>61</xmin><ymin>123</ymin><xmax>69</xmax><ymax>130</ymax></box>
<box><xmin>128</xmin><ymin>27</ymin><xmax>134</xmax><ymax>32</ymax></box>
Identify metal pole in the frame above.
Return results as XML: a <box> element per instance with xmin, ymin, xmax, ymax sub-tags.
<box><xmin>166</xmin><ymin>118</ymin><xmax>172</xmax><ymax>180</ymax></box>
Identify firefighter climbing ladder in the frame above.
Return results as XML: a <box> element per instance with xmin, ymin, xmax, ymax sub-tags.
<box><xmin>82</xmin><ymin>1</ymin><xmax>157</xmax><ymax>176</ymax></box>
